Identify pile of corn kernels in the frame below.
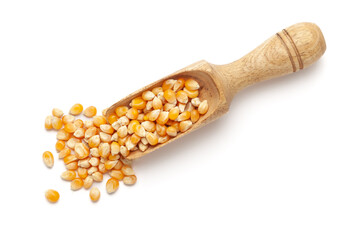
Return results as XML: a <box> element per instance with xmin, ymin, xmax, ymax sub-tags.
<box><xmin>43</xmin><ymin>77</ymin><xmax>208</xmax><ymax>203</ymax></box>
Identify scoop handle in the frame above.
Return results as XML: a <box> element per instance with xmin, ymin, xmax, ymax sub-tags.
<box><xmin>216</xmin><ymin>22</ymin><xmax>326</xmax><ymax>98</ymax></box>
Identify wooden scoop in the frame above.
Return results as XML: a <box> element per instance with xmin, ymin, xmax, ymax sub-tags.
<box><xmin>106</xmin><ymin>22</ymin><xmax>326</xmax><ymax>160</ymax></box>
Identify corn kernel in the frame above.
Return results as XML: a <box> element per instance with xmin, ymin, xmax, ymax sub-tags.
<box><xmin>110</xmin><ymin>170</ymin><xmax>124</xmax><ymax>180</ymax></box>
<box><xmin>66</xmin><ymin>161</ymin><xmax>78</xmax><ymax>170</ymax></box>
<box><xmin>51</xmin><ymin>117</ymin><xmax>63</xmax><ymax>130</ymax></box>
<box><xmin>118</xmin><ymin>136</ymin><xmax>127</xmax><ymax>146</ymax></box>
<box><xmin>74</xmin><ymin>119</ymin><xmax>84</xmax><ymax>128</ymax></box>
<box><xmin>126</xmin><ymin>108</ymin><xmax>139</xmax><ymax>120</ymax></box>
<box><xmin>176</xmin><ymin>90</ymin><xmax>188</xmax><ymax>104</ymax></box>
<box><xmin>84</xmin><ymin>176</ymin><xmax>93</xmax><ymax>189</ymax></box>
<box><xmin>98</xmin><ymin>163</ymin><xmax>106</xmax><ymax>173</ymax></box>
<box><xmin>61</xmin><ymin>170</ymin><xmax>76</xmax><ymax>181</ymax></box>
<box><xmin>120</xmin><ymin>146</ymin><xmax>129</xmax><ymax>157</ymax></box>
<box><xmin>134</xmin><ymin>124</ymin><xmax>146</xmax><ymax>137</ymax></box>
<box><xmin>171</xmin><ymin>122</ymin><xmax>180</xmax><ymax>132</ymax></box>
<box><xmin>117</xmin><ymin>125</ymin><xmax>128</xmax><ymax>138</ymax></box>
<box><xmin>63</xmin><ymin>123</ymin><xmax>76</xmax><ymax>133</ymax></box>
<box><xmin>73</xmin><ymin>128</ymin><xmax>85</xmax><ymax>138</ymax></box>
<box><xmin>156</xmin><ymin>123</ymin><xmax>167</xmax><ymax>137</ymax></box>
<box><xmin>115</xmin><ymin>106</ymin><xmax>128</xmax><ymax>117</ymax></box>
<box><xmin>185</xmin><ymin>79</ymin><xmax>200</xmax><ymax>90</ymax></box>
<box><xmin>152</xmin><ymin>96</ymin><xmax>163</xmax><ymax>110</ymax></box>
<box><xmin>113</xmin><ymin>160</ymin><xmax>123</xmax><ymax>170</ymax></box>
<box><xmin>190</xmin><ymin>109</ymin><xmax>200</xmax><ymax>123</ymax></box>
<box><xmin>106</xmin><ymin>178</ymin><xmax>119</xmax><ymax>194</ymax></box>
<box><xmin>74</xmin><ymin>143</ymin><xmax>89</xmax><ymax>159</ymax></box>
<box><xmin>118</xmin><ymin>116</ymin><xmax>130</xmax><ymax>126</ymax></box>
<box><xmin>88</xmin><ymin>157</ymin><xmax>99</xmax><ymax>167</ymax></box>
<box><xmin>131</xmin><ymin>97</ymin><xmax>146</xmax><ymax>110</ymax></box>
<box><xmin>88</xmin><ymin>166</ymin><xmax>98</xmax><ymax>175</ymax></box>
<box><xmin>162</xmin><ymin>79</ymin><xmax>176</xmax><ymax>90</ymax></box>
<box><xmin>178</xmin><ymin>103</ymin><xmax>186</xmax><ymax>113</ymax></box>
<box><xmin>157</xmin><ymin>92</ymin><xmax>166</xmax><ymax>104</ymax></box>
<box><xmin>92</xmin><ymin>172</ymin><xmax>103</xmax><ymax>182</ymax></box>
<box><xmin>148</xmin><ymin>109</ymin><xmax>160</xmax><ymax>121</ymax></box>
<box><xmin>141</xmin><ymin>121</ymin><xmax>156</xmax><ymax>132</ymax></box>
<box><xmin>84</xmin><ymin>120</ymin><xmax>94</xmax><ymax>128</ymax></box>
<box><xmin>163</xmin><ymin>103</ymin><xmax>176</xmax><ymax>111</ymax></box>
<box><xmin>107</xmin><ymin>114</ymin><xmax>118</xmax><ymax>125</ymax></box>
<box><xmin>184</xmin><ymin>102</ymin><xmax>194</xmax><ymax>112</ymax></box>
<box><xmin>85</xmin><ymin>126</ymin><xmax>98</xmax><ymax>139</ymax></box>
<box><xmin>166</xmin><ymin>126</ymin><xmax>177</xmax><ymax>137</ymax></box>
<box><xmin>137</xmin><ymin>113</ymin><xmax>145</xmax><ymax>121</ymax></box>
<box><xmin>45</xmin><ymin>115</ymin><xmax>53</xmax><ymax>130</ymax></box>
<box><xmin>110</xmin><ymin>142</ymin><xmax>120</xmax><ymax>155</ymax></box>
<box><xmin>66</xmin><ymin>137</ymin><xmax>81</xmax><ymax>149</ymax></box>
<box><xmin>99</xmin><ymin>143</ymin><xmax>110</xmax><ymax>158</ymax></box>
<box><xmin>93</xmin><ymin>115</ymin><xmax>107</xmax><ymax>127</ymax></box>
<box><xmin>152</xmin><ymin>87</ymin><xmax>163</xmax><ymax>95</ymax></box>
<box><xmin>55</xmin><ymin>140</ymin><xmax>66</xmax><ymax>152</ymax></box>
<box><xmin>173</xmin><ymin>79</ymin><xmax>185</xmax><ymax>92</ymax></box>
<box><xmin>179</xmin><ymin>120</ymin><xmax>192</xmax><ymax>132</ymax></box>
<box><xmin>125</xmin><ymin>137</ymin><xmax>136</xmax><ymax>150</ymax></box>
<box><xmin>62</xmin><ymin>115</ymin><xmax>75</xmax><ymax>125</ymax></box>
<box><xmin>191</xmin><ymin>97</ymin><xmax>201</xmax><ymax>107</ymax></box>
<box><xmin>89</xmin><ymin>187</ymin><xmax>100</xmax><ymax>202</ymax></box>
<box><xmin>183</xmin><ymin>87</ymin><xmax>199</xmax><ymax>98</ymax></box>
<box><xmin>177</xmin><ymin>111</ymin><xmax>191</xmax><ymax>122</ymax></box>
<box><xmin>105</xmin><ymin>160</ymin><xmax>117</xmax><ymax>170</ymax></box>
<box><xmin>169</xmin><ymin>107</ymin><xmax>180</xmax><ymax>120</ymax></box>
<box><xmin>123</xmin><ymin>175</ymin><xmax>137</xmax><ymax>185</ymax></box>
<box><xmin>42</xmin><ymin>151</ymin><xmax>54</xmax><ymax>168</ymax></box>
<box><xmin>58</xmin><ymin>147</ymin><xmax>71</xmax><ymax>159</ymax></box>
<box><xmin>84</xmin><ymin>106</ymin><xmax>97</xmax><ymax>118</ymax></box>
<box><xmin>156</xmin><ymin>111</ymin><xmax>169</xmax><ymax>125</ymax></box>
<box><xmin>198</xmin><ymin>100</ymin><xmax>209</xmax><ymax>115</ymax></box>
<box><xmin>78</xmin><ymin>159</ymin><xmax>90</xmax><ymax>168</ymax></box>
<box><xmin>142</xmin><ymin>90</ymin><xmax>155</xmax><ymax>101</ymax></box>
<box><xmin>45</xmin><ymin>189</ymin><xmax>60</xmax><ymax>203</ymax></box>
<box><xmin>71</xmin><ymin>178</ymin><xmax>84</xmax><ymax>190</ymax></box>
<box><xmin>90</xmin><ymin>148</ymin><xmax>100</xmax><ymax>157</ymax></box>
<box><xmin>138</xmin><ymin>142</ymin><xmax>148</xmax><ymax>152</ymax></box>
<box><xmin>64</xmin><ymin>154</ymin><xmax>78</xmax><ymax>164</ymax></box>
<box><xmin>121</xmin><ymin>165</ymin><xmax>135</xmax><ymax>175</ymax></box>
<box><xmin>88</xmin><ymin>135</ymin><xmax>100</xmax><ymax>148</ymax></box>
<box><xmin>70</xmin><ymin>103</ymin><xmax>83</xmax><ymax>115</ymax></box>
<box><xmin>99</xmin><ymin>132</ymin><xmax>112</xmax><ymax>143</ymax></box>
<box><xmin>128</xmin><ymin>120</ymin><xmax>140</xmax><ymax>134</ymax></box>
<box><xmin>56</xmin><ymin>129</ymin><xmax>71</xmax><ymax>141</ymax></box>
<box><xmin>158</xmin><ymin>135</ymin><xmax>170</xmax><ymax>144</ymax></box>
<box><xmin>130</xmin><ymin>133</ymin><xmax>141</xmax><ymax>145</ymax></box>
<box><xmin>145</xmin><ymin>132</ymin><xmax>158</xmax><ymax>146</ymax></box>
<box><xmin>164</xmin><ymin>89</ymin><xmax>177</xmax><ymax>104</ymax></box>
<box><xmin>77</xmin><ymin>167</ymin><xmax>88</xmax><ymax>179</ymax></box>
<box><xmin>52</xmin><ymin>108</ymin><xmax>64</xmax><ymax>118</ymax></box>
<box><xmin>108</xmin><ymin>154</ymin><xmax>120</xmax><ymax>161</ymax></box>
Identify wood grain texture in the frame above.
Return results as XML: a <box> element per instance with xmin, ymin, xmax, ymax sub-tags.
<box><xmin>107</xmin><ymin>22</ymin><xmax>326</xmax><ymax>160</ymax></box>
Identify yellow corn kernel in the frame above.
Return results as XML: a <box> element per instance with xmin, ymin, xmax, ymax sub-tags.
<box><xmin>141</xmin><ymin>121</ymin><xmax>156</xmax><ymax>132</ymax></box>
<box><xmin>110</xmin><ymin>142</ymin><xmax>120</xmax><ymax>155</ymax></box>
<box><xmin>78</xmin><ymin>159</ymin><xmax>90</xmax><ymax>168</ymax></box>
<box><xmin>178</xmin><ymin>103</ymin><xmax>186</xmax><ymax>112</ymax></box>
<box><xmin>185</xmin><ymin>78</ymin><xmax>200</xmax><ymax>90</ymax></box>
<box><xmin>89</xmin><ymin>187</ymin><xmax>100</xmax><ymax>202</ymax></box>
<box><xmin>137</xmin><ymin>113</ymin><xmax>144</xmax><ymax>121</ymax></box>
<box><xmin>77</xmin><ymin>167</ymin><xmax>88</xmax><ymax>179</ymax></box>
<box><xmin>125</xmin><ymin>137</ymin><xmax>136</xmax><ymax>151</ymax></box>
<box><xmin>121</xmin><ymin>165</ymin><xmax>135</xmax><ymax>175</ymax></box>
<box><xmin>85</xmin><ymin>126</ymin><xmax>98</xmax><ymax>139</ymax></box>
<box><xmin>73</xmin><ymin>128</ymin><xmax>85</xmax><ymax>138</ymax></box>
<box><xmin>84</xmin><ymin>106</ymin><xmax>97</xmax><ymax>118</ymax></box>
<box><xmin>87</xmin><ymin>166</ymin><xmax>98</xmax><ymax>175</ymax></box>
<box><xmin>58</xmin><ymin>147</ymin><xmax>71</xmax><ymax>159</ymax></box>
<box><xmin>158</xmin><ymin>135</ymin><xmax>170</xmax><ymax>144</ymax></box>
<box><xmin>123</xmin><ymin>175</ymin><xmax>137</xmax><ymax>185</ymax></box>
<box><xmin>120</xmin><ymin>146</ymin><xmax>129</xmax><ymax>157</ymax></box>
<box><xmin>90</xmin><ymin>148</ymin><xmax>100</xmax><ymax>158</ymax></box>
<box><xmin>179</xmin><ymin>120</ymin><xmax>192</xmax><ymax>133</ymax></box>
<box><xmin>148</xmin><ymin>109</ymin><xmax>160</xmax><ymax>121</ymax></box>
<box><xmin>117</xmin><ymin>126</ymin><xmax>128</xmax><ymax>138</ymax></box>
<box><xmin>156</xmin><ymin>111</ymin><xmax>169</xmax><ymax>125</ymax></box>
<box><xmin>66</xmin><ymin>137</ymin><xmax>81</xmax><ymax>149</ymax></box>
<box><xmin>110</xmin><ymin>170</ymin><xmax>124</xmax><ymax>180</ymax></box>
<box><xmin>183</xmin><ymin>87</ymin><xmax>199</xmax><ymax>99</ymax></box>
<box><xmin>106</xmin><ymin>178</ymin><xmax>119</xmax><ymax>194</ymax></box>
<box><xmin>131</xmin><ymin>97</ymin><xmax>146</xmax><ymax>110</ymax></box>
<box><xmin>152</xmin><ymin>87</ymin><xmax>163</xmax><ymax>95</ymax></box>
<box><xmin>118</xmin><ymin>136</ymin><xmax>127</xmax><ymax>146</ymax></box>
<box><xmin>93</xmin><ymin>115</ymin><xmax>107</xmax><ymax>127</ymax></box>
<box><xmin>99</xmin><ymin>143</ymin><xmax>110</xmax><ymax>158</ymax></box>
<box><xmin>115</xmin><ymin>106</ymin><xmax>128</xmax><ymax>118</ymax></box>
<box><xmin>61</xmin><ymin>170</ymin><xmax>76</xmax><ymax>181</ymax></box>
<box><xmin>62</xmin><ymin>115</ymin><xmax>75</xmax><ymax>125</ymax></box>
<box><xmin>156</xmin><ymin>123</ymin><xmax>167</xmax><ymax>137</ymax></box>
<box><xmin>177</xmin><ymin>111</ymin><xmax>191</xmax><ymax>122</ymax></box>
<box><xmin>169</xmin><ymin>107</ymin><xmax>180</xmax><ymax>120</ymax></box>
<box><xmin>42</xmin><ymin>151</ymin><xmax>54</xmax><ymax>168</ymax></box>
<box><xmin>74</xmin><ymin>143</ymin><xmax>90</xmax><ymax>159</ymax></box>
<box><xmin>198</xmin><ymin>100</ymin><xmax>209</xmax><ymax>115</ymax></box>
<box><xmin>51</xmin><ymin>117</ymin><xmax>63</xmax><ymax>130</ymax></box>
<box><xmin>63</xmin><ymin>154</ymin><xmax>78</xmax><ymax>164</ymax></box>
<box><xmin>98</xmin><ymin>163</ymin><xmax>106</xmax><ymax>174</ymax></box>
<box><xmin>64</xmin><ymin>123</ymin><xmax>77</xmax><ymax>133</ymax></box>
<box><xmin>74</xmin><ymin>119</ymin><xmax>84</xmax><ymax>128</ymax></box>
<box><xmin>126</xmin><ymin>108</ymin><xmax>139</xmax><ymax>120</ymax></box>
<box><xmin>171</xmin><ymin>122</ymin><xmax>180</xmax><ymax>132</ymax></box>
<box><xmin>55</xmin><ymin>140</ymin><xmax>66</xmax><ymax>152</ymax></box>
<box><xmin>52</xmin><ymin>108</ymin><xmax>64</xmax><ymax>118</ymax></box>
<box><xmin>66</xmin><ymin>161</ymin><xmax>78</xmax><ymax>170</ymax></box>
<box><xmin>138</xmin><ymin>142</ymin><xmax>148</xmax><ymax>151</ymax></box>
<box><xmin>92</xmin><ymin>172</ymin><xmax>103</xmax><ymax>182</ymax></box>
<box><xmin>45</xmin><ymin>115</ymin><xmax>53</xmax><ymax>130</ymax></box>
<box><xmin>71</xmin><ymin>178</ymin><xmax>84</xmax><ymax>191</ymax></box>
<box><xmin>152</xmin><ymin>97</ymin><xmax>163</xmax><ymax>110</ymax></box>
<box><xmin>45</xmin><ymin>189</ymin><xmax>60</xmax><ymax>203</ymax></box>
<box><xmin>107</xmin><ymin>114</ymin><xmax>118</xmax><ymax>125</ymax></box>
<box><xmin>162</xmin><ymin>79</ymin><xmax>176</xmax><ymax>90</ymax></box>
<box><xmin>56</xmin><ymin>129</ymin><xmax>71</xmax><ymax>141</ymax></box>
<box><xmin>88</xmin><ymin>135</ymin><xmax>100</xmax><ymax>148</ymax></box>
<box><xmin>163</xmin><ymin>103</ymin><xmax>175</xmax><ymax>112</ymax></box>
<box><xmin>143</xmin><ymin>113</ymin><xmax>149</xmax><ymax>121</ymax></box>
<box><xmin>105</xmin><ymin>160</ymin><xmax>118</xmax><ymax>170</ymax></box>
<box><xmin>166</xmin><ymin>126</ymin><xmax>177</xmax><ymax>137</ymax></box>
<box><xmin>173</xmin><ymin>79</ymin><xmax>185</xmax><ymax>92</ymax></box>
<box><xmin>134</xmin><ymin>124</ymin><xmax>146</xmax><ymax>138</ymax></box>
<box><xmin>176</xmin><ymin>90</ymin><xmax>188</xmax><ymax>104</ymax></box>
<box><xmin>128</xmin><ymin>120</ymin><xmax>140</xmax><ymax>134</ymax></box>
<box><xmin>130</xmin><ymin>133</ymin><xmax>141</xmax><ymax>145</ymax></box>
<box><xmin>70</xmin><ymin>103</ymin><xmax>83</xmax><ymax>115</ymax></box>
<box><xmin>145</xmin><ymin>132</ymin><xmax>158</xmax><ymax>146</ymax></box>
<box><xmin>84</xmin><ymin>176</ymin><xmax>93</xmax><ymax>189</ymax></box>
<box><xmin>113</xmin><ymin>160</ymin><xmax>123</xmax><ymax>170</ymax></box>
<box><xmin>99</xmin><ymin>132</ymin><xmax>112</xmax><ymax>143</ymax></box>
<box><xmin>164</xmin><ymin>89</ymin><xmax>177</xmax><ymax>104</ymax></box>
<box><xmin>108</xmin><ymin>154</ymin><xmax>120</xmax><ymax>161</ymax></box>
<box><xmin>89</xmin><ymin>157</ymin><xmax>100</xmax><ymax>167</ymax></box>
<box><xmin>142</xmin><ymin>90</ymin><xmax>155</xmax><ymax>101</ymax></box>
<box><xmin>184</xmin><ymin>102</ymin><xmax>194</xmax><ymax>112</ymax></box>
<box><xmin>191</xmin><ymin>109</ymin><xmax>200</xmax><ymax>123</ymax></box>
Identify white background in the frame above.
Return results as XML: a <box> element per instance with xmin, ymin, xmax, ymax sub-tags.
<box><xmin>0</xmin><ymin>0</ymin><xmax>359</xmax><ymax>239</ymax></box>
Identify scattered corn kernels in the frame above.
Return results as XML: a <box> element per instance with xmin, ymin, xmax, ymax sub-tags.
<box><xmin>42</xmin><ymin>151</ymin><xmax>54</xmax><ymax>168</ymax></box>
<box><xmin>45</xmin><ymin>189</ymin><xmax>60</xmax><ymax>203</ymax></box>
<box><xmin>106</xmin><ymin>178</ymin><xmax>120</xmax><ymax>193</ymax></box>
<box><xmin>89</xmin><ymin>187</ymin><xmax>100</xmax><ymax>202</ymax></box>
<box><xmin>84</xmin><ymin>106</ymin><xmax>97</xmax><ymax>118</ymax></box>
<box><xmin>70</xmin><ymin>103</ymin><xmax>83</xmax><ymax>115</ymax></box>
